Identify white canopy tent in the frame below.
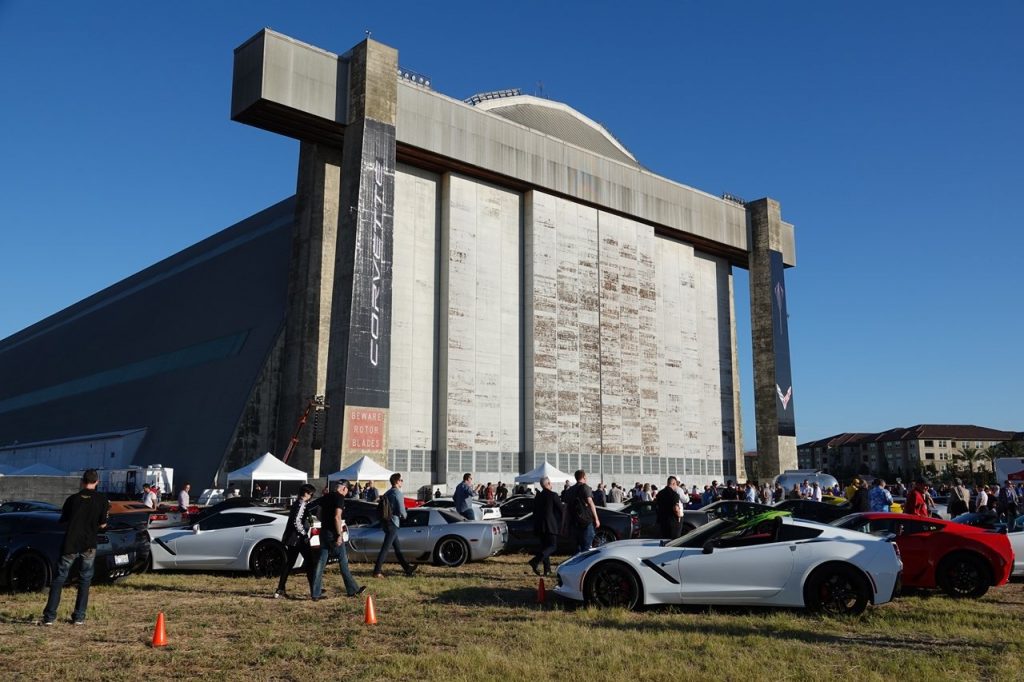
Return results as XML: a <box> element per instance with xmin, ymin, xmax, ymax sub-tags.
<box><xmin>514</xmin><ymin>461</ymin><xmax>574</xmax><ymax>486</ymax></box>
<box><xmin>326</xmin><ymin>456</ymin><xmax>394</xmax><ymax>483</ymax></box>
<box><xmin>225</xmin><ymin>452</ymin><xmax>307</xmax><ymax>500</ymax></box>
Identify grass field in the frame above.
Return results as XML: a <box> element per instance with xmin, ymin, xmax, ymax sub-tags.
<box><xmin>1</xmin><ymin>555</ymin><xmax>1021</xmax><ymax>681</ymax></box>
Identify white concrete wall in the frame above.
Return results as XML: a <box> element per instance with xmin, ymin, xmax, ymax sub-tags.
<box><xmin>524</xmin><ymin>192</ymin><xmax>736</xmax><ymax>488</ymax></box>
<box><xmin>388</xmin><ymin>164</ymin><xmax>439</xmax><ymax>485</ymax></box>
<box><xmin>441</xmin><ymin>173</ymin><xmax>522</xmax><ymax>487</ymax></box>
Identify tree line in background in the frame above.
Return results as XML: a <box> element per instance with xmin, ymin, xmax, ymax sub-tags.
<box><xmin>823</xmin><ymin>441</ymin><xmax>1024</xmax><ymax>486</ymax></box>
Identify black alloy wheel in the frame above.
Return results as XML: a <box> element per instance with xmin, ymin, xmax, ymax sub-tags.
<box><xmin>8</xmin><ymin>553</ymin><xmax>50</xmax><ymax>593</ymax></box>
<box><xmin>592</xmin><ymin>529</ymin><xmax>617</xmax><ymax>548</ymax></box>
<box><xmin>584</xmin><ymin>561</ymin><xmax>641</xmax><ymax>609</ymax></box>
<box><xmin>249</xmin><ymin>541</ymin><xmax>287</xmax><ymax>578</ymax></box>
<box><xmin>805</xmin><ymin>564</ymin><xmax>870</xmax><ymax>616</ymax></box>
<box><xmin>937</xmin><ymin>554</ymin><xmax>990</xmax><ymax>598</ymax></box>
<box><xmin>435</xmin><ymin>536</ymin><xmax>470</xmax><ymax>567</ymax></box>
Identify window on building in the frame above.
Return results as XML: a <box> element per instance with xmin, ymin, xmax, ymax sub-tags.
<box><xmin>951</xmin><ymin>441</ymin><xmax>957</xmax><ymax>448</ymax></box>
<box><xmin>939</xmin><ymin>440</ymin><xmax>947</xmax><ymax>447</ymax></box>
<box><xmin>924</xmin><ymin>440</ymin><xmax>934</xmax><ymax>447</ymax></box>
<box><xmin>925</xmin><ymin>453</ymin><xmax>935</xmax><ymax>460</ymax></box>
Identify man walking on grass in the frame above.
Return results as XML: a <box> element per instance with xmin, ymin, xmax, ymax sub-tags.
<box><xmin>373</xmin><ymin>473</ymin><xmax>417</xmax><ymax>578</ymax></box>
<box><xmin>41</xmin><ymin>469</ymin><xmax>109</xmax><ymax>626</ymax></box>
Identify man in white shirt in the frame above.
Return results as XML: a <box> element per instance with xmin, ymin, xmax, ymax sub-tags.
<box><xmin>141</xmin><ymin>484</ymin><xmax>157</xmax><ymax>509</ymax></box>
<box><xmin>810</xmin><ymin>482</ymin><xmax>823</xmax><ymax>502</ymax></box>
<box><xmin>975</xmin><ymin>484</ymin><xmax>989</xmax><ymax>512</ymax></box>
<box><xmin>177</xmin><ymin>483</ymin><xmax>191</xmax><ymax>511</ymax></box>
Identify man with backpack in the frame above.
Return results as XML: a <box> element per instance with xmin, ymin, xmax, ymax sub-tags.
<box><xmin>561</xmin><ymin>470</ymin><xmax>600</xmax><ymax>554</ymax></box>
<box><xmin>373</xmin><ymin>473</ymin><xmax>417</xmax><ymax>578</ymax></box>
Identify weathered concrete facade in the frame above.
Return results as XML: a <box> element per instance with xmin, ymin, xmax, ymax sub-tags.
<box><xmin>225</xmin><ymin>28</ymin><xmax>800</xmax><ymax>489</ymax></box>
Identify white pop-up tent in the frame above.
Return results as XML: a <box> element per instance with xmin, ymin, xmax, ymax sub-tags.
<box><xmin>514</xmin><ymin>461</ymin><xmax>574</xmax><ymax>485</ymax></box>
<box><xmin>327</xmin><ymin>456</ymin><xmax>394</xmax><ymax>483</ymax></box>
<box><xmin>225</xmin><ymin>452</ymin><xmax>307</xmax><ymax>500</ymax></box>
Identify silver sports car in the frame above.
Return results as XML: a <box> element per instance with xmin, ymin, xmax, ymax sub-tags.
<box><xmin>347</xmin><ymin>508</ymin><xmax>508</xmax><ymax>567</ymax></box>
<box><xmin>148</xmin><ymin>505</ymin><xmax>318</xmax><ymax>576</ymax></box>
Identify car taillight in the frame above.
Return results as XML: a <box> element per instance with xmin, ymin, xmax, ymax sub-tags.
<box><xmin>891</xmin><ymin>543</ymin><xmax>901</xmax><ymax>559</ymax></box>
<box><xmin>310</xmin><ymin>528</ymin><xmax>320</xmax><ymax>536</ymax></box>
<box><xmin>150</xmin><ymin>514</ymin><xmax>168</xmax><ymax>521</ymax></box>
<box><xmin>492</xmin><ymin>525</ymin><xmax>500</xmax><ymax>535</ymax></box>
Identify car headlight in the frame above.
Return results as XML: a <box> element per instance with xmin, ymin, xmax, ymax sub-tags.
<box><xmin>559</xmin><ymin>549</ymin><xmax>600</xmax><ymax>569</ymax></box>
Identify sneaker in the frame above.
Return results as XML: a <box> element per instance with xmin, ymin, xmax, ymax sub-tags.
<box><xmin>404</xmin><ymin>564</ymin><xmax>418</xmax><ymax>577</ymax></box>
<box><xmin>39</xmin><ymin>620</ymin><xmax>54</xmax><ymax>627</ymax></box>
<box><xmin>356</xmin><ymin>585</ymin><xmax>367</xmax><ymax>596</ymax></box>
<box><xmin>71</xmin><ymin>620</ymin><xmax>85</xmax><ymax>626</ymax></box>
<box><xmin>272</xmin><ymin>589</ymin><xmax>287</xmax><ymax>599</ymax></box>
<box><xmin>528</xmin><ymin>559</ymin><xmax>541</xmax><ymax>576</ymax></box>
<box><xmin>373</xmin><ymin>572</ymin><xmax>385</xmax><ymax>578</ymax></box>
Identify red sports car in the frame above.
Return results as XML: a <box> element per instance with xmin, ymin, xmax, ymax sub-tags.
<box><xmin>833</xmin><ymin>512</ymin><xmax>1012</xmax><ymax>598</ymax></box>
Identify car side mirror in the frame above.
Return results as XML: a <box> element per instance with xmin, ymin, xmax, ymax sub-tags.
<box><xmin>192</xmin><ymin>524</ymin><xmax>201</xmax><ymax>534</ymax></box>
<box><xmin>702</xmin><ymin>540</ymin><xmax>715</xmax><ymax>555</ymax></box>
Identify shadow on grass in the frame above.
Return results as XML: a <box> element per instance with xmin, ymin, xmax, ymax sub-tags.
<box><xmin>431</xmin><ymin>585</ymin><xmax>541</xmax><ymax>606</ymax></box>
<box><xmin>584</xmin><ymin>613</ymin><xmax>1003</xmax><ymax>653</ymax></box>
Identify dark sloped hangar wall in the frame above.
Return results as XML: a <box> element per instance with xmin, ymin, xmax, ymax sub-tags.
<box><xmin>0</xmin><ymin>198</ymin><xmax>295</xmax><ymax>487</ymax></box>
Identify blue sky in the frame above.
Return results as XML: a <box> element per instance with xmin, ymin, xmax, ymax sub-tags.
<box><xmin>1</xmin><ymin>1</ymin><xmax>1021</xmax><ymax>447</ymax></box>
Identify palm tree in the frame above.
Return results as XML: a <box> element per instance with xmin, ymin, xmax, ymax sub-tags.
<box><xmin>982</xmin><ymin>445</ymin><xmax>1002</xmax><ymax>482</ymax></box>
<box><xmin>955</xmin><ymin>446</ymin><xmax>981</xmax><ymax>483</ymax></box>
<box><xmin>997</xmin><ymin>440</ymin><xmax>1024</xmax><ymax>458</ymax></box>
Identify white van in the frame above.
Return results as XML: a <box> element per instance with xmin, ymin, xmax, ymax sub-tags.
<box><xmin>772</xmin><ymin>469</ymin><xmax>840</xmax><ymax>494</ymax></box>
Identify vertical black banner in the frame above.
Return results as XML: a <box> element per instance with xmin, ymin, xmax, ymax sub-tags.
<box><xmin>346</xmin><ymin>118</ymin><xmax>395</xmax><ymax>410</ymax></box>
<box><xmin>770</xmin><ymin>250</ymin><xmax>796</xmax><ymax>436</ymax></box>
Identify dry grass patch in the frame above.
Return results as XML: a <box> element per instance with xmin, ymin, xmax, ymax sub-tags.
<box><xmin>0</xmin><ymin>556</ymin><xmax>1021</xmax><ymax>680</ymax></box>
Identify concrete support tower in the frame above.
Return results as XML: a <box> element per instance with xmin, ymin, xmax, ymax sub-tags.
<box><xmin>748</xmin><ymin>198</ymin><xmax>798</xmax><ymax>480</ymax></box>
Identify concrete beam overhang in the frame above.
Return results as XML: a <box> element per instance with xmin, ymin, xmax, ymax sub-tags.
<box><xmin>231</xmin><ymin>28</ymin><xmax>796</xmax><ymax>268</ymax></box>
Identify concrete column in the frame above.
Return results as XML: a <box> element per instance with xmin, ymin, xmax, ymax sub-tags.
<box><xmin>274</xmin><ymin>142</ymin><xmax>341</xmax><ymax>476</ymax></box>
<box><xmin>748</xmin><ymin>198</ymin><xmax>797</xmax><ymax>480</ymax></box>
<box><xmin>322</xmin><ymin>40</ymin><xmax>399</xmax><ymax>474</ymax></box>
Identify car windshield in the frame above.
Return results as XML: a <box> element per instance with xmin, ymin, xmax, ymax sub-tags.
<box><xmin>437</xmin><ymin>509</ymin><xmax>465</xmax><ymax>524</ymax></box>
<box><xmin>665</xmin><ymin>518</ymin><xmax>737</xmax><ymax>548</ymax></box>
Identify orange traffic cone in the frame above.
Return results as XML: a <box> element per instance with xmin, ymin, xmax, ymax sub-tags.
<box><xmin>536</xmin><ymin>578</ymin><xmax>547</xmax><ymax>604</ymax></box>
<box><xmin>364</xmin><ymin>595</ymin><xmax>378</xmax><ymax>625</ymax></box>
<box><xmin>151</xmin><ymin>612</ymin><xmax>168</xmax><ymax>647</ymax></box>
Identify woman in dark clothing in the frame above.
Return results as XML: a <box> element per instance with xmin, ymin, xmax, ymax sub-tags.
<box><xmin>274</xmin><ymin>483</ymin><xmax>317</xmax><ymax>599</ymax></box>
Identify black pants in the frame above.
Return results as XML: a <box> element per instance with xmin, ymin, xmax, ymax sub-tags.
<box><xmin>531</xmin><ymin>531</ymin><xmax>558</xmax><ymax>573</ymax></box>
<box><xmin>276</xmin><ymin>544</ymin><xmax>314</xmax><ymax>594</ymax></box>
<box><xmin>659</xmin><ymin>517</ymin><xmax>681</xmax><ymax>540</ymax></box>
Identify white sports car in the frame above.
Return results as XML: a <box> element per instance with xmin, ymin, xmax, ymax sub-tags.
<box><xmin>148</xmin><ymin>505</ymin><xmax>318</xmax><ymax>576</ymax></box>
<box><xmin>553</xmin><ymin>511</ymin><xmax>902</xmax><ymax>615</ymax></box>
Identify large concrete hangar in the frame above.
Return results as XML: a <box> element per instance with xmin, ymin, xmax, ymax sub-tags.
<box><xmin>0</xmin><ymin>30</ymin><xmax>798</xmax><ymax>491</ymax></box>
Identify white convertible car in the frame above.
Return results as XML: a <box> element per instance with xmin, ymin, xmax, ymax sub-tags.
<box><xmin>553</xmin><ymin>511</ymin><xmax>902</xmax><ymax>615</ymax></box>
<box><xmin>148</xmin><ymin>505</ymin><xmax>318</xmax><ymax>576</ymax></box>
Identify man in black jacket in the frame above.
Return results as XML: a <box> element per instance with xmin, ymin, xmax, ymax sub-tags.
<box><xmin>654</xmin><ymin>476</ymin><xmax>683</xmax><ymax>539</ymax></box>
<box><xmin>528</xmin><ymin>477</ymin><xmax>563</xmax><ymax>576</ymax></box>
<box><xmin>41</xmin><ymin>469</ymin><xmax>109</xmax><ymax>626</ymax></box>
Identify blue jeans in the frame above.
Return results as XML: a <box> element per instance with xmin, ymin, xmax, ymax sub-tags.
<box><xmin>574</xmin><ymin>523</ymin><xmax>595</xmax><ymax>555</ymax></box>
<box><xmin>373</xmin><ymin>522</ymin><xmax>412</xmax><ymax>575</ymax></box>
<box><xmin>43</xmin><ymin>549</ymin><xmax>96</xmax><ymax>623</ymax></box>
<box><xmin>312</xmin><ymin>533</ymin><xmax>360</xmax><ymax>598</ymax></box>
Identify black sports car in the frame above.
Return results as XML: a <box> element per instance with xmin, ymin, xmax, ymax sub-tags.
<box><xmin>0</xmin><ymin>511</ymin><xmax>151</xmax><ymax>592</ymax></box>
<box><xmin>617</xmin><ymin>499</ymin><xmax>709</xmax><ymax>538</ymax></box>
<box><xmin>771</xmin><ymin>499</ymin><xmax>853</xmax><ymax>524</ymax></box>
<box><xmin>0</xmin><ymin>500</ymin><xmax>60</xmax><ymax>514</ymax></box>
<box><xmin>503</xmin><ymin>507</ymin><xmax>638</xmax><ymax>554</ymax></box>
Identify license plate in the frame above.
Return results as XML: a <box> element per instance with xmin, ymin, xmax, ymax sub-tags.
<box><xmin>309</xmin><ymin>535</ymin><xmax>320</xmax><ymax>547</ymax></box>
<box><xmin>114</xmin><ymin>554</ymin><xmax>129</xmax><ymax>566</ymax></box>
